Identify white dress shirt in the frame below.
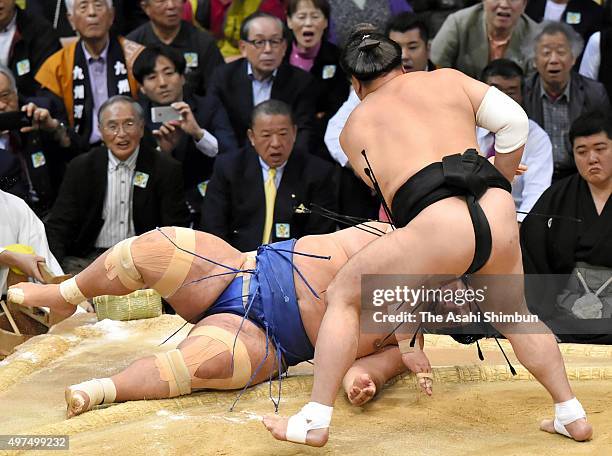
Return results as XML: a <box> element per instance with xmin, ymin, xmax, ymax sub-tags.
<box><xmin>477</xmin><ymin>119</ymin><xmax>554</xmax><ymax>222</ymax></box>
<box><xmin>324</xmin><ymin>88</ymin><xmax>360</xmax><ymax>167</ymax></box>
<box><xmin>194</xmin><ymin>130</ymin><xmax>219</xmax><ymax>157</ymax></box>
<box><xmin>259</xmin><ymin>156</ymin><xmax>286</xmax><ymax>188</ymax></box>
<box><xmin>579</xmin><ymin>31</ymin><xmax>601</xmax><ymax>80</ymax></box>
<box><xmin>95</xmin><ymin>148</ymin><xmax>139</xmax><ymax>248</ymax></box>
<box><xmin>247</xmin><ymin>62</ymin><xmax>277</xmax><ymax>107</ymax></box>
<box><xmin>0</xmin><ymin>190</ymin><xmax>63</xmax><ymax>294</ymax></box>
<box><xmin>0</xmin><ymin>13</ymin><xmax>17</xmax><ymax>66</ymax></box>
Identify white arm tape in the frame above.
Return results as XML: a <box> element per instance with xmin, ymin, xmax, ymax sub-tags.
<box><xmin>475</xmin><ymin>86</ymin><xmax>529</xmax><ymax>154</ymax></box>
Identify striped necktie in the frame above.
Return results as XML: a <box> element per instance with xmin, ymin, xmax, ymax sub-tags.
<box><xmin>262</xmin><ymin>167</ymin><xmax>277</xmax><ymax>244</ymax></box>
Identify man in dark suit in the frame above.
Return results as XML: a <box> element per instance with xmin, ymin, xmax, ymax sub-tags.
<box><xmin>201</xmin><ymin>99</ymin><xmax>337</xmax><ymax>252</ymax></box>
<box><xmin>45</xmin><ymin>95</ymin><xmax>189</xmax><ymax>273</ymax></box>
<box><xmin>207</xmin><ymin>12</ymin><xmax>316</xmax><ymax>153</ymax></box>
<box><xmin>133</xmin><ymin>45</ymin><xmax>238</xmax><ymax>226</ymax></box>
<box><xmin>523</xmin><ymin>21</ymin><xmax>610</xmax><ymax>181</ymax></box>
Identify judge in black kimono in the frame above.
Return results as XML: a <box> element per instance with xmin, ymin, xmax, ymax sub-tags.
<box><xmin>521</xmin><ymin>111</ymin><xmax>612</xmax><ymax>344</ymax></box>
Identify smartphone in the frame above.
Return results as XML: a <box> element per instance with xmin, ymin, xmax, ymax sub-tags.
<box><xmin>0</xmin><ymin>111</ymin><xmax>31</xmax><ymax>131</ymax></box>
<box><xmin>151</xmin><ymin>106</ymin><xmax>181</xmax><ymax>124</ymax></box>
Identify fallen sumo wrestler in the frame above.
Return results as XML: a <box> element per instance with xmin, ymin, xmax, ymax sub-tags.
<box><xmin>262</xmin><ymin>26</ymin><xmax>593</xmax><ymax>446</ymax></box>
<box><xmin>8</xmin><ymin>223</ymin><xmax>417</xmax><ymax>417</ymax></box>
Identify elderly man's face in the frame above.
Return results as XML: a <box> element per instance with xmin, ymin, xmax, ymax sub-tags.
<box><xmin>100</xmin><ymin>102</ymin><xmax>144</xmax><ymax>161</ymax></box>
<box><xmin>573</xmin><ymin>132</ymin><xmax>612</xmax><ymax>187</ymax></box>
<box><xmin>535</xmin><ymin>32</ymin><xmax>575</xmax><ymax>92</ymax></box>
<box><xmin>247</xmin><ymin>113</ymin><xmax>296</xmax><ymax>168</ymax></box>
<box><xmin>139</xmin><ymin>55</ymin><xmax>185</xmax><ymax>105</ymax></box>
<box><xmin>0</xmin><ymin>73</ymin><xmax>18</xmax><ymax>114</ymax></box>
<box><xmin>68</xmin><ymin>0</ymin><xmax>114</xmax><ymax>40</ymax></box>
<box><xmin>141</xmin><ymin>0</ymin><xmax>183</xmax><ymax>30</ymax></box>
<box><xmin>483</xmin><ymin>0</ymin><xmax>527</xmax><ymax>33</ymax></box>
<box><xmin>388</xmin><ymin>28</ymin><xmax>429</xmax><ymax>72</ymax></box>
<box><xmin>239</xmin><ymin>17</ymin><xmax>287</xmax><ymax>79</ymax></box>
<box><xmin>0</xmin><ymin>0</ymin><xmax>16</xmax><ymax>30</ymax></box>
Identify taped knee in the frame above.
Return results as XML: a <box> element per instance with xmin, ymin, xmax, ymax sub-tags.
<box><xmin>154</xmin><ymin>349</ymin><xmax>192</xmax><ymax>397</ymax></box>
<box><xmin>185</xmin><ymin>326</ymin><xmax>252</xmax><ymax>391</ymax></box>
<box><xmin>152</xmin><ymin>227</ymin><xmax>196</xmax><ymax>299</ymax></box>
<box><xmin>105</xmin><ymin>237</ymin><xmax>145</xmax><ymax>290</ymax></box>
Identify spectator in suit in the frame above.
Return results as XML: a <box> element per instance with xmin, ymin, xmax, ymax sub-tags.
<box><xmin>133</xmin><ymin>45</ymin><xmax>238</xmax><ymax>226</ymax></box>
<box><xmin>207</xmin><ymin>12</ymin><xmax>316</xmax><ymax>151</ymax></box>
<box><xmin>430</xmin><ymin>0</ymin><xmax>537</xmax><ymax>79</ymax></box>
<box><xmin>285</xmin><ymin>0</ymin><xmax>349</xmax><ymax>158</ymax></box>
<box><xmin>0</xmin><ymin>64</ymin><xmax>72</xmax><ymax>216</ymax></box>
<box><xmin>523</xmin><ymin>21</ymin><xmax>610</xmax><ymax>181</ymax></box>
<box><xmin>202</xmin><ymin>99</ymin><xmax>337</xmax><ymax>252</ymax></box>
<box><xmin>45</xmin><ymin>95</ymin><xmax>188</xmax><ymax>273</ymax></box>
<box><xmin>1</xmin><ymin>0</ymin><xmax>61</xmax><ymax>98</ymax></box>
<box><xmin>127</xmin><ymin>0</ymin><xmax>224</xmax><ymax>96</ymax></box>
<box><xmin>477</xmin><ymin>58</ymin><xmax>553</xmax><ymax>223</ymax></box>
<box><xmin>35</xmin><ymin>0</ymin><xmax>144</xmax><ymax>154</ymax></box>
<box><xmin>525</xmin><ymin>0</ymin><xmax>604</xmax><ymax>44</ymax></box>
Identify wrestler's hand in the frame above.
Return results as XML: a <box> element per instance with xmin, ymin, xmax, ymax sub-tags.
<box><xmin>488</xmin><ymin>157</ymin><xmax>528</xmax><ymax>181</ymax></box>
<box><xmin>0</xmin><ymin>250</ymin><xmax>45</xmax><ymax>282</ymax></box>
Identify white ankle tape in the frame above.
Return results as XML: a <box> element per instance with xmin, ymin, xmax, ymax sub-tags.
<box><xmin>70</xmin><ymin>378</ymin><xmax>117</xmax><ymax>409</ymax></box>
<box><xmin>285</xmin><ymin>402</ymin><xmax>333</xmax><ymax>444</ymax></box>
<box><xmin>554</xmin><ymin>397</ymin><xmax>586</xmax><ymax>438</ymax></box>
<box><xmin>60</xmin><ymin>277</ymin><xmax>87</xmax><ymax>306</ymax></box>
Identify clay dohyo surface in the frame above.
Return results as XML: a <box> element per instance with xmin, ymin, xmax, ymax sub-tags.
<box><xmin>1</xmin><ymin>314</ymin><xmax>611</xmax><ymax>456</ymax></box>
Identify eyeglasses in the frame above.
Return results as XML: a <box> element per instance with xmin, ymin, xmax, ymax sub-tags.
<box><xmin>102</xmin><ymin>120</ymin><xmax>140</xmax><ymax>136</ymax></box>
<box><xmin>149</xmin><ymin>0</ymin><xmax>184</xmax><ymax>7</ymax></box>
<box><xmin>244</xmin><ymin>38</ymin><xmax>285</xmax><ymax>49</ymax></box>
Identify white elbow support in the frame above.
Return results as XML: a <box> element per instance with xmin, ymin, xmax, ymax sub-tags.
<box><xmin>476</xmin><ymin>86</ymin><xmax>529</xmax><ymax>154</ymax></box>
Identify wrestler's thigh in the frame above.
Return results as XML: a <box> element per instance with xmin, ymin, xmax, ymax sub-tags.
<box><xmin>184</xmin><ymin>313</ymin><xmax>280</xmax><ymax>386</ymax></box>
<box><xmin>327</xmin><ymin>198</ymin><xmax>477</xmax><ymax>304</ymax></box>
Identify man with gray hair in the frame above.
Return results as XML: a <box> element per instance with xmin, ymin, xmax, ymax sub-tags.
<box><xmin>35</xmin><ymin>0</ymin><xmax>143</xmax><ymax>154</ymax></box>
<box><xmin>45</xmin><ymin>95</ymin><xmax>189</xmax><ymax>273</ymax></box>
<box><xmin>523</xmin><ymin>21</ymin><xmax>610</xmax><ymax>181</ymax></box>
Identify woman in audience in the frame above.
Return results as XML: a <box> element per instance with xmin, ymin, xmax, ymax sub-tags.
<box><xmin>521</xmin><ymin>111</ymin><xmax>612</xmax><ymax>344</ymax></box>
<box><xmin>285</xmin><ymin>0</ymin><xmax>349</xmax><ymax>157</ymax></box>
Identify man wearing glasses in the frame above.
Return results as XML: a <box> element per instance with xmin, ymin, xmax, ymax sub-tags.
<box><xmin>44</xmin><ymin>96</ymin><xmax>189</xmax><ymax>273</ymax></box>
<box><xmin>208</xmin><ymin>12</ymin><xmax>316</xmax><ymax>152</ymax></box>
<box><xmin>127</xmin><ymin>0</ymin><xmax>224</xmax><ymax>96</ymax></box>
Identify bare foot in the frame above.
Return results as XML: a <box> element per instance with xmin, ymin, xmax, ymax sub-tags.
<box><xmin>401</xmin><ymin>350</ymin><xmax>433</xmax><ymax>396</ymax></box>
<box><xmin>65</xmin><ymin>387</ymin><xmax>91</xmax><ymax>418</ymax></box>
<box><xmin>540</xmin><ymin>418</ymin><xmax>593</xmax><ymax>441</ymax></box>
<box><xmin>347</xmin><ymin>373</ymin><xmax>377</xmax><ymax>406</ymax></box>
<box><xmin>9</xmin><ymin>282</ymin><xmax>76</xmax><ymax>316</ymax></box>
<box><xmin>262</xmin><ymin>415</ymin><xmax>329</xmax><ymax>447</ymax></box>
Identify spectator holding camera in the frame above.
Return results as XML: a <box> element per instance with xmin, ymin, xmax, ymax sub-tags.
<box><xmin>0</xmin><ymin>64</ymin><xmax>72</xmax><ymax>215</ymax></box>
<box><xmin>133</xmin><ymin>45</ymin><xmax>238</xmax><ymax>225</ymax></box>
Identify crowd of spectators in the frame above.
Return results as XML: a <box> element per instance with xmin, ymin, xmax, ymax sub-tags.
<box><xmin>0</xmin><ymin>0</ymin><xmax>610</xmax><ymax>339</ymax></box>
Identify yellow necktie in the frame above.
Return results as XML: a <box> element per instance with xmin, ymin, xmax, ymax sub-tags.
<box><xmin>262</xmin><ymin>167</ymin><xmax>277</xmax><ymax>244</ymax></box>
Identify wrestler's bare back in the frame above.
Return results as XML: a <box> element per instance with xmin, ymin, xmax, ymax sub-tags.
<box><xmin>340</xmin><ymin>69</ymin><xmax>490</xmax><ymax>202</ymax></box>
